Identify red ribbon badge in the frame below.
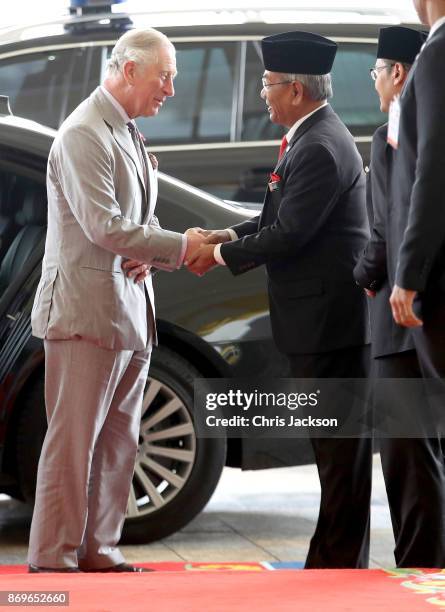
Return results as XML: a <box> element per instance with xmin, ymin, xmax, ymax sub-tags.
<box><xmin>268</xmin><ymin>172</ymin><xmax>281</xmax><ymax>192</ymax></box>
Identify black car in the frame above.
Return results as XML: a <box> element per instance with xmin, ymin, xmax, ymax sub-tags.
<box><xmin>0</xmin><ymin>100</ymin><xmax>314</xmax><ymax>543</ymax></box>
<box><xmin>0</xmin><ymin>2</ymin><xmax>421</xmax><ymax>202</ymax></box>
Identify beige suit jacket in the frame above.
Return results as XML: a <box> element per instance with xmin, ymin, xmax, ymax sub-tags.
<box><xmin>31</xmin><ymin>86</ymin><xmax>184</xmax><ymax>350</ymax></box>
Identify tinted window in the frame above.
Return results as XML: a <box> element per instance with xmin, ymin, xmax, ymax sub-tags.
<box><xmin>242</xmin><ymin>41</ymin><xmax>284</xmax><ymax>142</ymax></box>
<box><xmin>241</xmin><ymin>41</ymin><xmax>382</xmax><ymax>141</ymax></box>
<box><xmin>330</xmin><ymin>44</ymin><xmax>383</xmax><ymax>134</ymax></box>
<box><xmin>0</xmin><ymin>168</ymin><xmax>46</xmax><ymax>295</ymax></box>
<box><xmin>0</xmin><ymin>48</ymin><xmax>92</xmax><ymax>129</ymax></box>
<box><xmin>110</xmin><ymin>43</ymin><xmax>237</xmax><ymax>144</ymax></box>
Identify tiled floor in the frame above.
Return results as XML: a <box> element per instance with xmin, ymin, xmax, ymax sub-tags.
<box><xmin>0</xmin><ymin>455</ymin><xmax>395</xmax><ymax>567</ymax></box>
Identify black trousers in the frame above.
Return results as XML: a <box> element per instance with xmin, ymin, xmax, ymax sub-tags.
<box><xmin>412</xmin><ymin>293</ymin><xmax>445</xmax><ymax>378</ymax></box>
<box><xmin>288</xmin><ymin>345</ymin><xmax>372</xmax><ymax>569</ymax></box>
<box><xmin>375</xmin><ymin>350</ymin><xmax>445</xmax><ymax>568</ymax></box>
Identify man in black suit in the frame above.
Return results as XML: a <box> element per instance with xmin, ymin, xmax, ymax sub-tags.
<box><xmin>187</xmin><ymin>31</ymin><xmax>372</xmax><ymax>568</ymax></box>
<box><xmin>354</xmin><ymin>26</ymin><xmax>445</xmax><ymax>568</ymax></box>
<box><xmin>389</xmin><ymin>0</ymin><xmax>445</xmax><ymax>381</ymax></box>
<box><xmin>354</xmin><ymin>27</ymin><xmax>425</xmax><ymax>370</ymax></box>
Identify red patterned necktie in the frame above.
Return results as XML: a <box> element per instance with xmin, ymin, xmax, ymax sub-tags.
<box><xmin>278</xmin><ymin>135</ymin><xmax>288</xmax><ymax>161</ymax></box>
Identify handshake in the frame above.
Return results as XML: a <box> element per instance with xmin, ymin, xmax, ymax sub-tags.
<box><xmin>122</xmin><ymin>227</ymin><xmax>232</xmax><ymax>282</ymax></box>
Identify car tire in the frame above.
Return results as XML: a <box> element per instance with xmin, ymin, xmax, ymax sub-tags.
<box><xmin>122</xmin><ymin>345</ymin><xmax>226</xmax><ymax>544</ymax></box>
<box><xmin>15</xmin><ymin>346</ymin><xmax>226</xmax><ymax>544</ymax></box>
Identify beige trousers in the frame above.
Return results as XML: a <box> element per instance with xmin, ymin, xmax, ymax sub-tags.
<box><xmin>28</xmin><ymin>338</ymin><xmax>151</xmax><ymax>569</ymax></box>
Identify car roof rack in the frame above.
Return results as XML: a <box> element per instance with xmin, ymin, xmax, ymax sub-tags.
<box><xmin>66</xmin><ymin>0</ymin><xmax>132</xmax><ymax>33</ymax></box>
<box><xmin>69</xmin><ymin>0</ymin><xmax>122</xmax><ymax>16</ymax></box>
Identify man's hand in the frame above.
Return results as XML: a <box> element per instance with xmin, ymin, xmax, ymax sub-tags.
<box><xmin>122</xmin><ymin>259</ymin><xmax>150</xmax><ymax>283</ymax></box>
<box><xmin>186</xmin><ymin>244</ymin><xmax>217</xmax><ymax>276</ymax></box>
<box><xmin>186</xmin><ymin>227</ymin><xmax>232</xmax><ymax>245</ymax></box>
<box><xmin>389</xmin><ymin>284</ymin><xmax>423</xmax><ymax>327</ymax></box>
<box><xmin>184</xmin><ymin>230</ymin><xmax>207</xmax><ymax>263</ymax></box>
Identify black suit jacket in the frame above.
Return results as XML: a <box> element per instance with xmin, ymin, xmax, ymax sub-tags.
<box><xmin>392</xmin><ymin>24</ymin><xmax>445</xmax><ymax>293</ymax></box>
<box><xmin>221</xmin><ymin>105</ymin><xmax>370</xmax><ymax>354</ymax></box>
<box><xmin>354</xmin><ymin>124</ymin><xmax>414</xmax><ymax>358</ymax></box>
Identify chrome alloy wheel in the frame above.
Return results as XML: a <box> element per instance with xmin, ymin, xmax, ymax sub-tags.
<box><xmin>127</xmin><ymin>376</ymin><xmax>197</xmax><ymax>518</ymax></box>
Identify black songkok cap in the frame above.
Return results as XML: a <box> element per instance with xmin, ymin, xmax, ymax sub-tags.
<box><xmin>377</xmin><ymin>26</ymin><xmax>427</xmax><ymax>64</ymax></box>
<box><xmin>261</xmin><ymin>31</ymin><xmax>337</xmax><ymax>75</ymax></box>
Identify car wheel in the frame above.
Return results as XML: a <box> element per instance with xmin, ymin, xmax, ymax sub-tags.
<box><xmin>122</xmin><ymin>345</ymin><xmax>226</xmax><ymax>543</ymax></box>
<box><xmin>15</xmin><ymin>346</ymin><xmax>226</xmax><ymax>543</ymax></box>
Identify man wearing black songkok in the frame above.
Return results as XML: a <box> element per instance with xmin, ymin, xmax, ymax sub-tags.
<box><xmin>187</xmin><ymin>31</ymin><xmax>372</xmax><ymax>569</ymax></box>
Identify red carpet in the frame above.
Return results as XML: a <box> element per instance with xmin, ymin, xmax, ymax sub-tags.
<box><xmin>1</xmin><ymin>567</ymin><xmax>445</xmax><ymax>611</ymax></box>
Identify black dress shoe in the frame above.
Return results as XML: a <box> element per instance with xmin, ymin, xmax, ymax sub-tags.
<box><xmin>28</xmin><ymin>564</ymin><xmax>80</xmax><ymax>573</ymax></box>
<box><xmin>84</xmin><ymin>563</ymin><xmax>153</xmax><ymax>573</ymax></box>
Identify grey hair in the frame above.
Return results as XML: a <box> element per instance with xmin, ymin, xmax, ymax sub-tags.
<box><xmin>399</xmin><ymin>62</ymin><xmax>412</xmax><ymax>73</ymax></box>
<box><xmin>284</xmin><ymin>72</ymin><xmax>333</xmax><ymax>101</ymax></box>
<box><xmin>106</xmin><ymin>28</ymin><xmax>174</xmax><ymax>76</ymax></box>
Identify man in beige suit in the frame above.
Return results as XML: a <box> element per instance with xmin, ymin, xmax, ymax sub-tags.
<box><xmin>28</xmin><ymin>28</ymin><xmax>204</xmax><ymax>573</ymax></box>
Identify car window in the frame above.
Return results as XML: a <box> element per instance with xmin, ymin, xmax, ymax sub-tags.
<box><xmin>241</xmin><ymin>41</ymin><xmax>382</xmax><ymax>141</ymax></box>
<box><xmin>330</xmin><ymin>44</ymin><xmax>383</xmax><ymax>135</ymax></box>
<box><xmin>0</xmin><ymin>47</ymin><xmax>92</xmax><ymax>129</ymax></box>
<box><xmin>0</xmin><ymin>168</ymin><xmax>46</xmax><ymax>296</ymax></box>
<box><xmin>242</xmin><ymin>41</ymin><xmax>284</xmax><ymax>142</ymax></box>
<box><xmin>114</xmin><ymin>43</ymin><xmax>237</xmax><ymax>144</ymax></box>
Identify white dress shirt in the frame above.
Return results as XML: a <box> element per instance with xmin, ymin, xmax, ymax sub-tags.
<box><xmin>214</xmin><ymin>103</ymin><xmax>328</xmax><ymax>266</ymax></box>
<box><xmin>101</xmin><ymin>85</ymin><xmax>131</xmax><ymax>123</ymax></box>
<box><xmin>283</xmin><ymin>102</ymin><xmax>327</xmax><ymax>152</ymax></box>
<box><xmin>428</xmin><ymin>15</ymin><xmax>445</xmax><ymax>39</ymax></box>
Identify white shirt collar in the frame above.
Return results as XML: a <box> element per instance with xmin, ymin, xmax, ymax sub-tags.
<box><xmin>285</xmin><ymin>102</ymin><xmax>328</xmax><ymax>145</ymax></box>
<box><xmin>100</xmin><ymin>85</ymin><xmax>132</xmax><ymax>125</ymax></box>
<box><xmin>428</xmin><ymin>16</ymin><xmax>445</xmax><ymax>39</ymax></box>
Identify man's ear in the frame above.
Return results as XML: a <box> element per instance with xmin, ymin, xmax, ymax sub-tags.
<box><xmin>393</xmin><ymin>61</ymin><xmax>408</xmax><ymax>86</ymax></box>
<box><xmin>291</xmin><ymin>80</ymin><xmax>304</xmax><ymax>105</ymax></box>
<box><xmin>122</xmin><ymin>60</ymin><xmax>137</xmax><ymax>85</ymax></box>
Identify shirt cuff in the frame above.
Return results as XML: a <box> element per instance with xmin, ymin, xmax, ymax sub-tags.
<box><xmin>227</xmin><ymin>228</ymin><xmax>238</xmax><ymax>241</ymax></box>
<box><xmin>177</xmin><ymin>234</ymin><xmax>188</xmax><ymax>268</ymax></box>
<box><xmin>214</xmin><ymin>243</ymin><xmax>226</xmax><ymax>266</ymax></box>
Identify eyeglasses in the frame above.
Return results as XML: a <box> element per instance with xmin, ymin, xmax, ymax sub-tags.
<box><xmin>369</xmin><ymin>63</ymin><xmax>395</xmax><ymax>81</ymax></box>
<box><xmin>261</xmin><ymin>78</ymin><xmax>293</xmax><ymax>89</ymax></box>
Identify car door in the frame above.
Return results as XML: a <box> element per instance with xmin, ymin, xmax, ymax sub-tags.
<box><xmin>0</xmin><ymin>159</ymin><xmax>46</xmax><ymax>391</ymax></box>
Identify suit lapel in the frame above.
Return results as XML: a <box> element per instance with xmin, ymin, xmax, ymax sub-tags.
<box><xmin>273</xmin><ymin>105</ymin><xmax>333</xmax><ymax>174</ymax></box>
<box><xmin>400</xmin><ymin>57</ymin><xmax>418</xmax><ymax>100</ymax></box>
<box><xmin>259</xmin><ymin>105</ymin><xmax>333</xmax><ymax>228</ymax></box>
<box><xmin>114</xmin><ymin>126</ymin><xmax>148</xmax><ymax>202</ymax></box>
<box><xmin>91</xmin><ymin>87</ymin><xmax>148</xmax><ymax>201</ymax></box>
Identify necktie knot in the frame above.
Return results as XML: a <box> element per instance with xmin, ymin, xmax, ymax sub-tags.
<box><xmin>128</xmin><ymin>122</ymin><xmax>147</xmax><ymax>146</ymax></box>
<box><xmin>127</xmin><ymin>121</ymin><xmax>138</xmax><ymax>139</ymax></box>
<box><xmin>278</xmin><ymin>136</ymin><xmax>288</xmax><ymax>160</ymax></box>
